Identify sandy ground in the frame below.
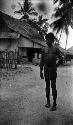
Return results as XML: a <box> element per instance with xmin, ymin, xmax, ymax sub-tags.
<box><xmin>0</xmin><ymin>64</ymin><xmax>73</xmax><ymax>125</ymax></box>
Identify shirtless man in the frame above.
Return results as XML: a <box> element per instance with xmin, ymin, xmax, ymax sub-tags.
<box><xmin>40</xmin><ymin>32</ymin><xmax>63</xmax><ymax>111</ymax></box>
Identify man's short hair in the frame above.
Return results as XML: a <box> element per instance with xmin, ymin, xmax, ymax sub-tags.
<box><xmin>45</xmin><ymin>32</ymin><xmax>55</xmax><ymax>40</ymax></box>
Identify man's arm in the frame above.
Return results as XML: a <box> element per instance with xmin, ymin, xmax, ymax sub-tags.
<box><xmin>40</xmin><ymin>48</ymin><xmax>45</xmax><ymax>79</ymax></box>
<box><xmin>56</xmin><ymin>48</ymin><xmax>63</xmax><ymax>67</ymax></box>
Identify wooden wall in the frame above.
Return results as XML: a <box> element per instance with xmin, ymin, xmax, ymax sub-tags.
<box><xmin>18</xmin><ymin>36</ymin><xmax>42</xmax><ymax>48</ymax></box>
<box><xmin>0</xmin><ymin>38</ymin><xmax>18</xmax><ymax>51</ymax></box>
<box><xmin>0</xmin><ymin>35</ymin><xmax>43</xmax><ymax>52</ymax></box>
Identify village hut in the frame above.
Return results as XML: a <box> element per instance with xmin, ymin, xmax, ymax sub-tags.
<box><xmin>0</xmin><ymin>11</ymin><xmax>45</xmax><ymax>65</ymax></box>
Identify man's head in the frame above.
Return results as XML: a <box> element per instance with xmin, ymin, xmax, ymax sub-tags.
<box><xmin>45</xmin><ymin>32</ymin><xmax>55</xmax><ymax>46</ymax></box>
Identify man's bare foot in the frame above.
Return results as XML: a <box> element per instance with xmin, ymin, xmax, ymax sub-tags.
<box><xmin>45</xmin><ymin>103</ymin><xmax>50</xmax><ymax>108</ymax></box>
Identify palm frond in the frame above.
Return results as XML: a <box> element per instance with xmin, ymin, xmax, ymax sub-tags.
<box><xmin>18</xmin><ymin>2</ymin><xmax>22</xmax><ymax>8</ymax></box>
<box><xmin>23</xmin><ymin>0</ymin><xmax>31</xmax><ymax>12</ymax></box>
<box><xmin>18</xmin><ymin>2</ymin><xmax>24</xmax><ymax>11</ymax></box>
<box><xmin>37</xmin><ymin>15</ymin><xmax>48</xmax><ymax>25</ymax></box>
<box><xmin>70</xmin><ymin>0</ymin><xmax>73</xmax><ymax>5</ymax></box>
<box><xmin>42</xmin><ymin>19</ymin><xmax>48</xmax><ymax>22</ymax></box>
<box><xmin>14</xmin><ymin>10</ymin><xmax>23</xmax><ymax>15</ymax></box>
<box><xmin>14</xmin><ymin>2</ymin><xmax>24</xmax><ymax>15</ymax></box>
<box><xmin>52</xmin><ymin>2</ymin><xmax>72</xmax><ymax>28</ymax></box>
<box><xmin>27</xmin><ymin>1</ymin><xmax>32</xmax><ymax>8</ymax></box>
<box><xmin>28</xmin><ymin>11</ymin><xmax>38</xmax><ymax>16</ymax></box>
<box><xmin>54</xmin><ymin>2</ymin><xmax>72</xmax><ymax>18</ymax></box>
<box><xmin>53</xmin><ymin>0</ymin><xmax>69</xmax><ymax>5</ymax></box>
<box><xmin>28</xmin><ymin>7</ymin><xmax>36</xmax><ymax>12</ymax></box>
<box><xmin>38</xmin><ymin>15</ymin><xmax>43</xmax><ymax>21</ymax></box>
<box><xmin>59</xmin><ymin>0</ymin><xmax>70</xmax><ymax>5</ymax></box>
<box><xmin>64</xmin><ymin>24</ymin><xmax>69</xmax><ymax>36</ymax></box>
<box><xmin>53</xmin><ymin>0</ymin><xmax>59</xmax><ymax>4</ymax></box>
<box><xmin>53</xmin><ymin>0</ymin><xmax>73</xmax><ymax>48</ymax></box>
<box><xmin>71</xmin><ymin>9</ymin><xmax>73</xmax><ymax>21</ymax></box>
<box><xmin>50</xmin><ymin>18</ymin><xmax>64</xmax><ymax>34</ymax></box>
<box><xmin>42</xmin><ymin>25</ymin><xmax>48</xmax><ymax>33</ymax></box>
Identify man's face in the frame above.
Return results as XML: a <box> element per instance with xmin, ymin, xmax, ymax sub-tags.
<box><xmin>46</xmin><ymin>37</ymin><xmax>54</xmax><ymax>46</ymax></box>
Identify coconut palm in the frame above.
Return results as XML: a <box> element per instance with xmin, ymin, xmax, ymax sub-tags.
<box><xmin>51</xmin><ymin>13</ymin><xmax>69</xmax><ymax>42</ymax></box>
<box><xmin>51</xmin><ymin>0</ymin><xmax>73</xmax><ymax>64</ymax></box>
<box><xmin>51</xmin><ymin>0</ymin><xmax>73</xmax><ymax>49</ymax></box>
<box><xmin>37</xmin><ymin>15</ymin><xmax>48</xmax><ymax>26</ymax></box>
<box><xmin>14</xmin><ymin>0</ymin><xmax>38</xmax><ymax>21</ymax></box>
<box><xmin>53</xmin><ymin>0</ymin><xmax>73</xmax><ymax>28</ymax></box>
<box><xmin>29</xmin><ymin>15</ymin><xmax>49</xmax><ymax>37</ymax></box>
<box><xmin>36</xmin><ymin>15</ymin><xmax>49</xmax><ymax>36</ymax></box>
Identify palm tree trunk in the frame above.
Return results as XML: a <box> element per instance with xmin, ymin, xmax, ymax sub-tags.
<box><xmin>58</xmin><ymin>30</ymin><xmax>63</xmax><ymax>42</ymax></box>
<box><xmin>56</xmin><ymin>30</ymin><xmax>63</xmax><ymax>44</ymax></box>
<box><xmin>65</xmin><ymin>36</ymin><xmax>68</xmax><ymax>65</ymax></box>
<box><xmin>65</xmin><ymin>36</ymin><xmax>68</xmax><ymax>50</ymax></box>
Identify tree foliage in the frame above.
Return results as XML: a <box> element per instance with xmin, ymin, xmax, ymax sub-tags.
<box><xmin>14</xmin><ymin>0</ymin><xmax>38</xmax><ymax>21</ymax></box>
<box><xmin>51</xmin><ymin>0</ymin><xmax>73</xmax><ymax>36</ymax></box>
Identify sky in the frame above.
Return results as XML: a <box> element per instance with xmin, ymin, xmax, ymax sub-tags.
<box><xmin>0</xmin><ymin>0</ymin><xmax>73</xmax><ymax>49</ymax></box>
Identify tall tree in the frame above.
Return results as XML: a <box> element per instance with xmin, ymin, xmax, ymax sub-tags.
<box><xmin>28</xmin><ymin>15</ymin><xmax>49</xmax><ymax>38</ymax></box>
<box><xmin>53</xmin><ymin>0</ymin><xmax>73</xmax><ymax>28</ymax></box>
<box><xmin>37</xmin><ymin>15</ymin><xmax>49</xmax><ymax>36</ymax></box>
<box><xmin>51</xmin><ymin>12</ymin><xmax>69</xmax><ymax>42</ymax></box>
<box><xmin>14</xmin><ymin>0</ymin><xmax>38</xmax><ymax>21</ymax></box>
<box><xmin>37</xmin><ymin>15</ymin><xmax>48</xmax><ymax>26</ymax></box>
<box><xmin>51</xmin><ymin>0</ymin><xmax>73</xmax><ymax>48</ymax></box>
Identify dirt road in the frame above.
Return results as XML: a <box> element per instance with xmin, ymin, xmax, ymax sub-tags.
<box><xmin>0</xmin><ymin>64</ymin><xmax>73</xmax><ymax>125</ymax></box>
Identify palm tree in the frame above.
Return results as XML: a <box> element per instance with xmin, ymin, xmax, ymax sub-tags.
<box><xmin>14</xmin><ymin>0</ymin><xmax>38</xmax><ymax>21</ymax></box>
<box><xmin>42</xmin><ymin>22</ymin><xmax>49</xmax><ymax>35</ymax></box>
<box><xmin>28</xmin><ymin>15</ymin><xmax>49</xmax><ymax>38</ymax></box>
<box><xmin>37</xmin><ymin>15</ymin><xmax>48</xmax><ymax>26</ymax></box>
<box><xmin>53</xmin><ymin>0</ymin><xmax>73</xmax><ymax>28</ymax></box>
<box><xmin>51</xmin><ymin>0</ymin><xmax>73</xmax><ymax>64</ymax></box>
<box><xmin>36</xmin><ymin>15</ymin><xmax>49</xmax><ymax>36</ymax></box>
<box><xmin>51</xmin><ymin>14</ymin><xmax>69</xmax><ymax>43</ymax></box>
<box><xmin>51</xmin><ymin>0</ymin><xmax>73</xmax><ymax>48</ymax></box>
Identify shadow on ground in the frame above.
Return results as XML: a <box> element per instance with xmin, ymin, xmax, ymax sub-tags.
<box><xmin>0</xmin><ymin>98</ymin><xmax>22</xmax><ymax>125</ymax></box>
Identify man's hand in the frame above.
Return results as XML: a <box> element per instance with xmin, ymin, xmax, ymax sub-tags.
<box><xmin>56</xmin><ymin>57</ymin><xmax>63</xmax><ymax>67</ymax></box>
<box><xmin>40</xmin><ymin>71</ymin><xmax>44</xmax><ymax>79</ymax></box>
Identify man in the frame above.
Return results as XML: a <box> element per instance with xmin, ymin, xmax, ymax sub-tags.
<box><xmin>40</xmin><ymin>32</ymin><xmax>63</xmax><ymax>111</ymax></box>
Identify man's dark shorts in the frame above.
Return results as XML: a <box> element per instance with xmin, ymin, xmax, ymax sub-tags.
<box><xmin>44</xmin><ymin>66</ymin><xmax>57</xmax><ymax>81</ymax></box>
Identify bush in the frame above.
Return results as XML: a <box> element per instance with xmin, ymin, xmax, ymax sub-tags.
<box><xmin>32</xmin><ymin>58</ymin><xmax>41</xmax><ymax>66</ymax></box>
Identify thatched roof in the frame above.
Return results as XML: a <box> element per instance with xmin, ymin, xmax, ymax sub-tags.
<box><xmin>58</xmin><ymin>46</ymin><xmax>66</xmax><ymax>54</ymax></box>
<box><xmin>0</xmin><ymin>11</ymin><xmax>45</xmax><ymax>46</ymax></box>
<box><xmin>0</xmin><ymin>32</ymin><xmax>20</xmax><ymax>39</ymax></box>
<box><xmin>57</xmin><ymin>46</ymin><xmax>73</xmax><ymax>56</ymax></box>
<box><xmin>67</xmin><ymin>47</ymin><xmax>73</xmax><ymax>55</ymax></box>
<box><xmin>54</xmin><ymin>44</ymin><xmax>66</xmax><ymax>54</ymax></box>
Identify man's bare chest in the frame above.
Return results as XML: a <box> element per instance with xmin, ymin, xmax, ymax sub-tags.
<box><xmin>44</xmin><ymin>46</ymin><xmax>56</xmax><ymax>55</ymax></box>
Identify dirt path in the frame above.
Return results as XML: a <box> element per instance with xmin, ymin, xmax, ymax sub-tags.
<box><xmin>0</xmin><ymin>64</ymin><xmax>73</xmax><ymax>125</ymax></box>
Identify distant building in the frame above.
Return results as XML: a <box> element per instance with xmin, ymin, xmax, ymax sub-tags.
<box><xmin>67</xmin><ymin>46</ymin><xmax>73</xmax><ymax>55</ymax></box>
<box><xmin>54</xmin><ymin>44</ymin><xmax>73</xmax><ymax>64</ymax></box>
<box><xmin>67</xmin><ymin>47</ymin><xmax>73</xmax><ymax>59</ymax></box>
